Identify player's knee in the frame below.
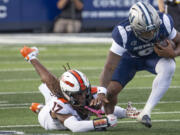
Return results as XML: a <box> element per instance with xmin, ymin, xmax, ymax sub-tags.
<box><xmin>156</xmin><ymin>58</ymin><xmax>176</xmax><ymax>76</ymax></box>
<box><xmin>168</xmin><ymin>60</ymin><xmax>176</xmax><ymax>75</ymax></box>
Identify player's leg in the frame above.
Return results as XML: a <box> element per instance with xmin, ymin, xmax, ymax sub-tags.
<box><xmin>104</xmin><ymin>53</ymin><xmax>137</xmax><ymax>115</ymax></box>
<box><xmin>138</xmin><ymin>56</ymin><xmax>176</xmax><ymax>127</ymax></box>
<box><xmin>38</xmin><ymin>105</ymin><xmax>66</xmax><ymax>130</ymax></box>
<box><xmin>30</xmin><ymin>83</ymin><xmax>54</xmax><ymax>113</ymax></box>
<box><xmin>39</xmin><ymin>83</ymin><xmax>54</xmax><ymax>104</ymax></box>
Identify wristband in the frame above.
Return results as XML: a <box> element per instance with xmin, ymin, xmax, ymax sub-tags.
<box><xmin>93</xmin><ymin>117</ymin><xmax>109</xmax><ymax>129</ymax></box>
<box><xmin>97</xmin><ymin>87</ymin><xmax>107</xmax><ymax>95</ymax></box>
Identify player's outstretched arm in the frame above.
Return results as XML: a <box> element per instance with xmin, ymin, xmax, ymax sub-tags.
<box><xmin>100</xmin><ymin>51</ymin><xmax>121</xmax><ymax>87</ymax></box>
<box><xmin>54</xmin><ymin>112</ymin><xmax>117</xmax><ymax>132</ymax></box>
<box><xmin>20</xmin><ymin>46</ymin><xmax>61</xmax><ymax>97</ymax></box>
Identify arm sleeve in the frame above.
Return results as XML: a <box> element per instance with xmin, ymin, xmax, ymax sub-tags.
<box><xmin>64</xmin><ymin>116</ymin><xmax>94</xmax><ymax>132</ymax></box>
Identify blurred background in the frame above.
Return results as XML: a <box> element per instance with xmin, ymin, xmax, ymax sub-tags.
<box><xmin>0</xmin><ymin>0</ymin><xmax>158</xmax><ymax>33</ymax></box>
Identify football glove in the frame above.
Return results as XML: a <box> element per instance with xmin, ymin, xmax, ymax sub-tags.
<box><xmin>107</xmin><ymin>114</ymin><xmax>117</xmax><ymax>127</ymax></box>
<box><xmin>20</xmin><ymin>46</ymin><xmax>39</xmax><ymax>62</ymax></box>
<box><xmin>126</xmin><ymin>101</ymin><xmax>141</xmax><ymax>119</ymax></box>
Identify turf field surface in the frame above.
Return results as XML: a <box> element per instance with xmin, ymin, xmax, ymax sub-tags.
<box><xmin>0</xmin><ymin>44</ymin><xmax>180</xmax><ymax>135</ymax></box>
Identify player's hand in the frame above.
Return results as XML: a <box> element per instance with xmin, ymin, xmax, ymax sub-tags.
<box><xmin>90</xmin><ymin>93</ymin><xmax>109</xmax><ymax>107</ymax></box>
<box><xmin>107</xmin><ymin>114</ymin><xmax>117</xmax><ymax>127</ymax></box>
<box><xmin>154</xmin><ymin>40</ymin><xmax>176</xmax><ymax>58</ymax></box>
<box><xmin>20</xmin><ymin>46</ymin><xmax>39</xmax><ymax>62</ymax></box>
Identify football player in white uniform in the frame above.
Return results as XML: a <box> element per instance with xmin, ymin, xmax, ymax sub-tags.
<box><xmin>20</xmin><ymin>46</ymin><xmax>140</xmax><ymax>132</ymax></box>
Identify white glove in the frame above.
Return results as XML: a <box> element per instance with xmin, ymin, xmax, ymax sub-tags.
<box><xmin>107</xmin><ymin>114</ymin><xmax>117</xmax><ymax>127</ymax></box>
<box><xmin>20</xmin><ymin>46</ymin><xmax>39</xmax><ymax>62</ymax></box>
<box><xmin>126</xmin><ymin>102</ymin><xmax>141</xmax><ymax>119</ymax></box>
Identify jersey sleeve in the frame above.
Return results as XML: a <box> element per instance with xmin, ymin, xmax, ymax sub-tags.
<box><xmin>112</xmin><ymin>26</ymin><xmax>124</xmax><ymax>47</ymax></box>
<box><xmin>162</xmin><ymin>13</ymin><xmax>177</xmax><ymax>39</ymax></box>
<box><xmin>110</xmin><ymin>39</ymin><xmax>127</xmax><ymax>56</ymax></box>
<box><xmin>111</xmin><ymin>26</ymin><xmax>127</xmax><ymax>55</ymax></box>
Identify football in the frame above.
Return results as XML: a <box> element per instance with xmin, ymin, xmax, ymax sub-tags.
<box><xmin>156</xmin><ymin>39</ymin><xmax>176</xmax><ymax>49</ymax></box>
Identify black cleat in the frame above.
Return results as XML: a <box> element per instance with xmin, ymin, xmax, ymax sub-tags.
<box><xmin>141</xmin><ymin>115</ymin><xmax>152</xmax><ymax>128</ymax></box>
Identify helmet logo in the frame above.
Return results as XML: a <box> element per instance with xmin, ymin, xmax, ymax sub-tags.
<box><xmin>146</xmin><ymin>24</ymin><xmax>156</xmax><ymax>31</ymax></box>
<box><xmin>62</xmin><ymin>78</ymin><xmax>74</xmax><ymax>87</ymax></box>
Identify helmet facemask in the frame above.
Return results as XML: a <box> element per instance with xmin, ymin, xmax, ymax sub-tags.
<box><xmin>133</xmin><ymin>25</ymin><xmax>160</xmax><ymax>42</ymax></box>
<box><xmin>66</xmin><ymin>86</ymin><xmax>91</xmax><ymax>107</ymax></box>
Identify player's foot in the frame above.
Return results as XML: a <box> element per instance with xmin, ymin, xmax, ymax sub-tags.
<box><xmin>30</xmin><ymin>103</ymin><xmax>44</xmax><ymax>113</ymax></box>
<box><xmin>141</xmin><ymin>115</ymin><xmax>152</xmax><ymax>128</ymax></box>
<box><xmin>126</xmin><ymin>101</ymin><xmax>141</xmax><ymax>119</ymax></box>
<box><xmin>137</xmin><ymin>112</ymin><xmax>152</xmax><ymax>128</ymax></box>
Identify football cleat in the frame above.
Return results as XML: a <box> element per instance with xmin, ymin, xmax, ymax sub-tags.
<box><xmin>20</xmin><ymin>46</ymin><xmax>39</xmax><ymax>62</ymax></box>
<box><xmin>30</xmin><ymin>103</ymin><xmax>44</xmax><ymax>113</ymax></box>
<box><xmin>126</xmin><ymin>101</ymin><xmax>141</xmax><ymax>119</ymax></box>
<box><xmin>137</xmin><ymin>111</ymin><xmax>152</xmax><ymax>128</ymax></box>
<box><xmin>140</xmin><ymin>115</ymin><xmax>152</xmax><ymax>128</ymax></box>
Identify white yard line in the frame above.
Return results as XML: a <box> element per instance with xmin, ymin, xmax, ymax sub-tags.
<box><xmin>0</xmin><ymin>103</ymin><xmax>30</xmax><ymax>107</ymax></box>
<box><xmin>0</xmin><ymin>91</ymin><xmax>40</xmax><ymax>95</ymax></box>
<box><xmin>0</xmin><ymin>101</ymin><xmax>8</xmax><ymax>103</ymax></box>
<box><xmin>118</xmin><ymin>119</ymin><xmax>180</xmax><ymax>124</ymax></box>
<box><xmin>124</xmin><ymin>86</ymin><xmax>180</xmax><ymax>90</ymax></box>
<box><xmin>151</xmin><ymin>111</ymin><xmax>180</xmax><ymax>114</ymax></box>
<box><xmin>0</xmin><ymin>67</ymin><xmax>102</xmax><ymax>72</ymax></box>
<box><xmin>117</xmin><ymin>101</ymin><xmax>180</xmax><ymax>105</ymax></box>
<box><xmin>0</xmin><ymin>125</ymin><xmax>40</xmax><ymax>128</ymax></box>
<box><xmin>0</xmin><ymin>119</ymin><xmax>179</xmax><ymax>128</ymax></box>
<box><xmin>0</xmin><ymin>106</ymin><xmax>27</xmax><ymax>109</ymax></box>
<box><xmin>1</xmin><ymin>85</ymin><xmax>180</xmax><ymax>95</ymax></box>
<box><xmin>1</xmin><ymin>73</ymin><xmax>180</xmax><ymax>82</ymax></box>
<box><xmin>0</xmin><ymin>78</ymin><xmax>40</xmax><ymax>82</ymax></box>
<box><xmin>1</xmin><ymin>66</ymin><xmax>180</xmax><ymax>72</ymax></box>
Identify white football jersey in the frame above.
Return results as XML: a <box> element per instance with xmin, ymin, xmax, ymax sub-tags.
<box><xmin>38</xmin><ymin>83</ymin><xmax>100</xmax><ymax>130</ymax></box>
<box><xmin>38</xmin><ymin>84</ymin><xmax>85</xmax><ymax>130</ymax></box>
<box><xmin>38</xmin><ymin>96</ymin><xmax>85</xmax><ymax>130</ymax></box>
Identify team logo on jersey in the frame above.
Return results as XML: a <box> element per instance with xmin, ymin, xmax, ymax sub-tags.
<box><xmin>130</xmin><ymin>41</ymin><xmax>137</xmax><ymax>46</ymax></box>
<box><xmin>125</xmin><ymin>25</ymin><xmax>131</xmax><ymax>31</ymax></box>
